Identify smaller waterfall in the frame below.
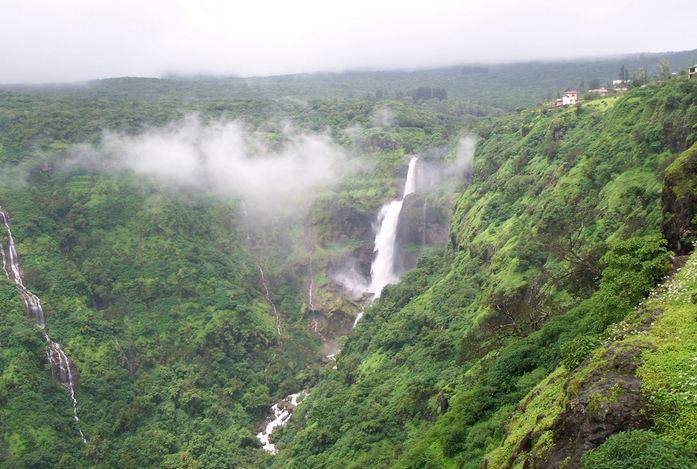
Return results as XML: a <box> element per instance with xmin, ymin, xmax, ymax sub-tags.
<box><xmin>308</xmin><ymin>258</ymin><xmax>316</xmax><ymax>312</ymax></box>
<box><xmin>241</xmin><ymin>205</ymin><xmax>282</xmax><ymax>338</ymax></box>
<box><xmin>46</xmin><ymin>335</ymin><xmax>87</xmax><ymax>444</ymax></box>
<box><xmin>256</xmin><ymin>392</ymin><xmax>306</xmax><ymax>453</ymax></box>
<box><xmin>368</xmin><ymin>157</ymin><xmax>418</xmax><ymax>298</ymax></box>
<box><xmin>308</xmin><ymin>278</ymin><xmax>315</xmax><ymax>311</ymax></box>
<box><xmin>258</xmin><ymin>265</ymin><xmax>282</xmax><ymax>337</ymax></box>
<box><xmin>352</xmin><ymin>306</ymin><xmax>364</xmax><ymax>328</ymax></box>
<box><xmin>0</xmin><ymin>206</ymin><xmax>86</xmax><ymax>444</ymax></box>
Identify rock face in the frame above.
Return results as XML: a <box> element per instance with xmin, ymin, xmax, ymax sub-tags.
<box><xmin>541</xmin><ymin>343</ymin><xmax>651</xmax><ymax>468</ymax></box>
<box><xmin>318</xmin><ymin>203</ymin><xmax>375</xmax><ymax>246</ymax></box>
<box><xmin>395</xmin><ymin>193</ymin><xmax>450</xmax><ymax>273</ymax></box>
<box><xmin>661</xmin><ymin>143</ymin><xmax>697</xmax><ymax>255</ymax></box>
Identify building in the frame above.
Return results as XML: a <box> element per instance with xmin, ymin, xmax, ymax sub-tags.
<box><xmin>556</xmin><ymin>90</ymin><xmax>578</xmax><ymax>107</ymax></box>
<box><xmin>689</xmin><ymin>64</ymin><xmax>697</xmax><ymax>79</ymax></box>
<box><xmin>588</xmin><ymin>87</ymin><xmax>609</xmax><ymax>96</ymax></box>
<box><xmin>612</xmin><ymin>79</ymin><xmax>627</xmax><ymax>86</ymax></box>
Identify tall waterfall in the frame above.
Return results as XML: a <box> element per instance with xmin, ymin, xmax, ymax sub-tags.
<box><xmin>0</xmin><ymin>206</ymin><xmax>87</xmax><ymax>444</ymax></box>
<box><xmin>255</xmin><ymin>158</ymin><xmax>418</xmax><ymax>451</ymax></box>
<box><xmin>368</xmin><ymin>156</ymin><xmax>418</xmax><ymax>298</ymax></box>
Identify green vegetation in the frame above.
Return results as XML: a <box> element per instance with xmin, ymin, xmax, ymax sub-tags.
<box><xmin>0</xmin><ymin>70</ymin><xmax>472</xmax><ymax>467</ymax></box>
<box><xmin>1</xmin><ymin>174</ymin><xmax>306</xmax><ymax>467</ymax></box>
<box><xmin>0</xmin><ymin>282</ymin><xmax>87</xmax><ymax>468</ymax></box>
<box><xmin>636</xmin><ymin>253</ymin><xmax>697</xmax><ymax>447</ymax></box>
<box><xmin>581</xmin><ymin>430</ymin><xmax>696</xmax><ymax>469</ymax></box>
<box><xmin>1</xmin><ymin>65</ymin><xmax>697</xmax><ymax>468</ymax></box>
<box><xmin>276</xmin><ymin>77</ymin><xmax>697</xmax><ymax>467</ymax></box>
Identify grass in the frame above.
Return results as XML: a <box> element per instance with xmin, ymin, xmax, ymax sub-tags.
<box><xmin>635</xmin><ymin>250</ymin><xmax>697</xmax><ymax>447</ymax></box>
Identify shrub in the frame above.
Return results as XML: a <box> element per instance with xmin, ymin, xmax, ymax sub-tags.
<box><xmin>560</xmin><ymin>335</ymin><xmax>598</xmax><ymax>370</ymax></box>
<box><xmin>580</xmin><ymin>430</ymin><xmax>696</xmax><ymax>469</ymax></box>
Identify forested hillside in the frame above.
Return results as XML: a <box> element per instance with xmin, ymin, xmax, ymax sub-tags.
<box><xmin>4</xmin><ymin>48</ymin><xmax>697</xmax><ymax>111</ymax></box>
<box><xmin>0</xmin><ymin>77</ymin><xmax>467</xmax><ymax>467</ymax></box>
<box><xmin>1</xmin><ymin>68</ymin><xmax>697</xmax><ymax>469</ymax></box>
<box><xmin>275</xmin><ymin>78</ymin><xmax>697</xmax><ymax>468</ymax></box>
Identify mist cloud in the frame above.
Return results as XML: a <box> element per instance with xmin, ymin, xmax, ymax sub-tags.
<box><xmin>78</xmin><ymin>117</ymin><xmax>354</xmax><ymax>216</ymax></box>
<box><xmin>417</xmin><ymin>134</ymin><xmax>477</xmax><ymax>191</ymax></box>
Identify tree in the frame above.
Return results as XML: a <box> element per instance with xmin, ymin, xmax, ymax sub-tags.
<box><xmin>631</xmin><ymin>67</ymin><xmax>646</xmax><ymax>87</ymax></box>
<box><xmin>655</xmin><ymin>58</ymin><xmax>671</xmax><ymax>81</ymax></box>
<box><xmin>619</xmin><ymin>64</ymin><xmax>628</xmax><ymax>82</ymax></box>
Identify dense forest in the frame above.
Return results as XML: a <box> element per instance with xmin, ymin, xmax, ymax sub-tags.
<box><xmin>1</xmin><ymin>54</ymin><xmax>697</xmax><ymax>469</ymax></box>
<box><xmin>275</xmin><ymin>76</ymin><xmax>697</xmax><ymax>468</ymax></box>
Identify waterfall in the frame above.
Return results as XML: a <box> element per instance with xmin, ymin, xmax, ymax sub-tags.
<box><xmin>308</xmin><ymin>257</ymin><xmax>315</xmax><ymax>312</ymax></box>
<box><xmin>368</xmin><ymin>156</ymin><xmax>418</xmax><ymax>298</ymax></box>
<box><xmin>0</xmin><ymin>206</ymin><xmax>87</xmax><ymax>444</ymax></box>
<box><xmin>241</xmin><ymin>204</ymin><xmax>282</xmax><ymax>338</ymax></box>
<box><xmin>256</xmin><ymin>392</ymin><xmax>306</xmax><ymax>454</ymax></box>
<box><xmin>352</xmin><ymin>308</ymin><xmax>364</xmax><ymax>328</ymax></box>
<box><xmin>255</xmin><ymin>158</ymin><xmax>418</xmax><ymax>449</ymax></box>
<box><xmin>258</xmin><ymin>264</ymin><xmax>282</xmax><ymax>337</ymax></box>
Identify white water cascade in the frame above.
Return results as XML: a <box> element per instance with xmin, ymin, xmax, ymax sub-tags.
<box><xmin>256</xmin><ymin>392</ymin><xmax>306</xmax><ymax>453</ymax></box>
<box><xmin>0</xmin><ymin>206</ymin><xmax>87</xmax><ymax>444</ymax></box>
<box><xmin>368</xmin><ymin>156</ymin><xmax>418</xmax><ymax>298</ymax></box>
<box><xmin>255</xmin><ymin>158</ymin><xmax>418</xmax><ymax>451</ymax></box>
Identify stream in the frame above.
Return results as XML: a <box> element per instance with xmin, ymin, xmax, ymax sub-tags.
<box><xmin>0</xmin><ymin>206</ymin><xmax>87</xmax><ymax>444</ymax></box>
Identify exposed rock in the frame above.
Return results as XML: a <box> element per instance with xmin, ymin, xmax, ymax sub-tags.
<box><xmin>661</xmin><ymin>143</ymin><xmax>697</xmax><ymax>255</ymax></box>
<box><xmin>395</xmin><ymin>193</ymin><xmax>449</xmax><ymax>273</ymax></box>
<box><xmin>540</xmin><ymin>342</ymin><xmax>653</xmax><ymax>468</ymax></box>
<box><xmin>319</xmin><ymin>204</ymin><xmax>375</xmax><ymax>245</ymax></box>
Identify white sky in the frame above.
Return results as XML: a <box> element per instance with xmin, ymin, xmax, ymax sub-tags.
<box><xmin>1</xmin><ymin>0</ymin><xmax>696</xmax><ymax>83</ymax></box>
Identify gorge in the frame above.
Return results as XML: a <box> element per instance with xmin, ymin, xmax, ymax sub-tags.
<box><xmin>255</xmin><ymin>155</ymin><xmax>421</xmax><ymax>452</ymax></box>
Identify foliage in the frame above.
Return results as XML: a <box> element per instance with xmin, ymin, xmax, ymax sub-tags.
<box><xmin>580</xmin><ymin>430</ymin><xmax>695</xmax><ymax>469</ymax></box>
<box><xmin>1</xmin><ymin>65</ymin><xmax>696</xmax><ymax>468</ymax></box>
<box><xmin>560</xmin><ymin>335</ymin><xmax>598</xmax><ymax>370</ymax></box>
<box><xmin>635</xmin><ymin>253</ymin><xmax>697</xmax><ymax>448</ymax></box>
<box><xmin>277</xmin><ymin>78</ymin><xmax>697</xmax><ymax>468</ymax></box>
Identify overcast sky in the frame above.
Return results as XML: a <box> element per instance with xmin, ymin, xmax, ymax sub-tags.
<box><xmin>1</xmin><ymin>0</ymin><xmax>695</xmax><ymax>83</ymax></box>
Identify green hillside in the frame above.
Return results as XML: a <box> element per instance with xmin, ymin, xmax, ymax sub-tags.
<box><xmin>275</xmin><ymin>78</ymin><xmax>697</xmax><ymax>468</ymax></box>
<box><xmin>1</xmin><ymin>68</ymin><xmax>696</xmax><ymax>469</ymax></box>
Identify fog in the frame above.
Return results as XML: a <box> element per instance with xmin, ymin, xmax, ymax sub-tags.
<box><xmin>74</xmin><ymin>117</ymin><xmax>354</xmax><ymax>217</ymax></box>
<box><xmin>1</xmin><ymin>0</ymin><xmax>696</xmax><ymax>83</ymax></box>
<box><xmin>417</xmin><ymin>135</ymin><xmax>477</xmax><ymax>192</ymax></box>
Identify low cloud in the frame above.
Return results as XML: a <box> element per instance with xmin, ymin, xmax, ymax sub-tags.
<box><xmin>417</xmin><ymin>134</ymin><xmax>477</xmax><ymax>191</ymax></box>
<box><xmin>74</xmin><ymin>116</ymin><xmax>355</xmax><ymax>217</ymax></box>
<box><xmin>370</xmin><ymin>107</ymin><xmax>395</xmax><ymax>128</ymax></box>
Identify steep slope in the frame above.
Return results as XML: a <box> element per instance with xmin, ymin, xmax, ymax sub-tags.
<box><xmin>485</xmin><ymin>250</ymin><xmax>697</xmax><ymax>468</ymax></box>
<box><xmin>0</xmin><ymin>173</ymin><xmax>319</xmax><ymax>467</ymax></box>
<box><xmin>276</xmin><ymin>78</ymin><xmax>697</xmax><ymax>467</ymax></box>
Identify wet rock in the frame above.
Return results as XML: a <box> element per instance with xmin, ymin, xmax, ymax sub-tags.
<box><xmin>540</xmin><ymin>343</ymin><xmax>652</xmax><ymax>468</ymax></box>
<box><xmin>394</xmin><ymin>193</ymin><xmax>449</xmax><ymax>272</ymax></box>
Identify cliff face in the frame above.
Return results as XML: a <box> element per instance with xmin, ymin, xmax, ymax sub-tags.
<box><xmin>395</xmin><ymin>193</ymin><xmax>450</xmax><ymax>274</ymax></box>
<box><xmin>661</xmin><ymin>143</ymin><xmax>697</xmax><ymax>255</ymax></box>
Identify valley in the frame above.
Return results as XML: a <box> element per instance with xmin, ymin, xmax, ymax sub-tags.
<box><xmin>1</xmin><ymin>58</ymin><xmax>696</xmax><ymax>468</ymax></box>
